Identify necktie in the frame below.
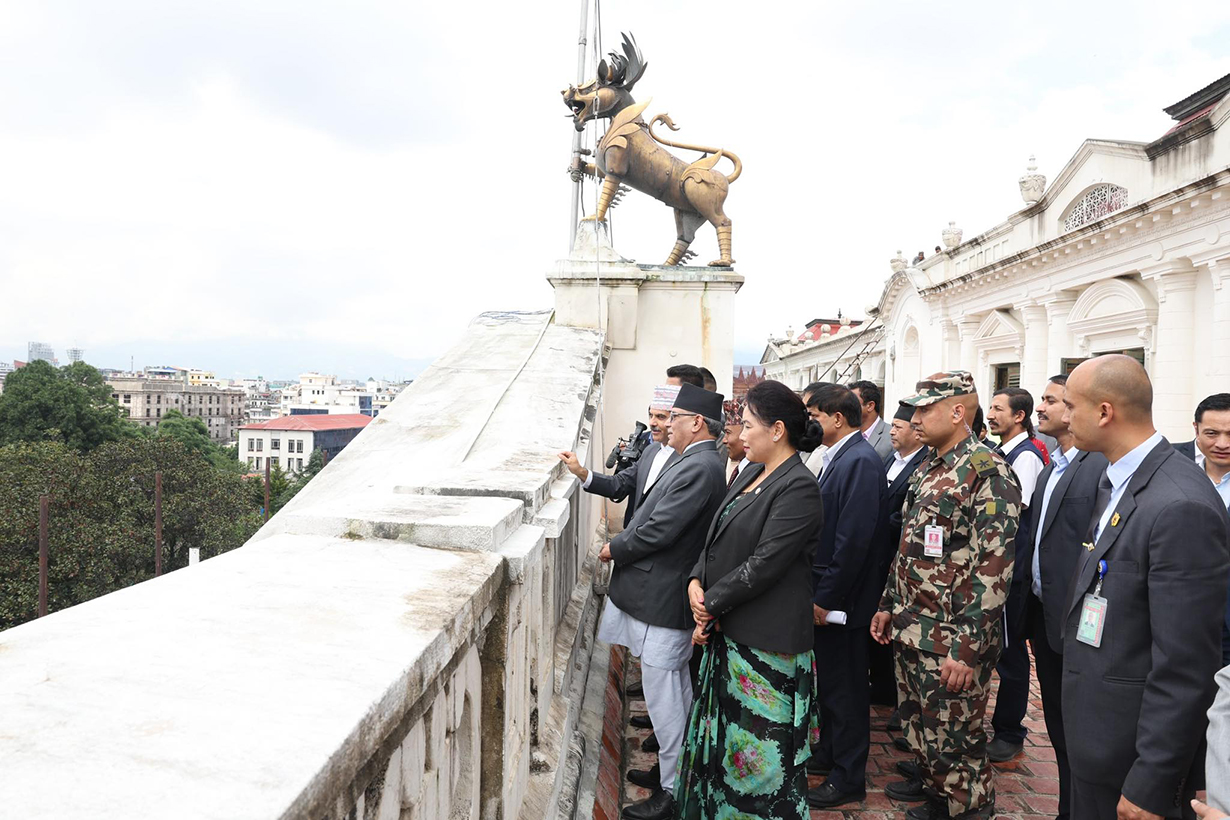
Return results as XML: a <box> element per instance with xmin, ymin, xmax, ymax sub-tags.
<box><xmin>1088</xmin><ymin>473</ymin><xmax>1113</xmax><ymax>542</ymax></box>
<box><xmin>727</xmin><ymin>464</ymin><xmax>740</xmax><ymax>489</ymax></box>
<box><xmin>994</xmin><ymin>444</ymin><xmax>1006</xmax><ymax>457</ymax></box>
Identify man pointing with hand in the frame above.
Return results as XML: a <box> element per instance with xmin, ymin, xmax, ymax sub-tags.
<box><xmin>871</xmin><ymin>372</ymin><xmax>1021</xmax><ymax>820</ymax></box>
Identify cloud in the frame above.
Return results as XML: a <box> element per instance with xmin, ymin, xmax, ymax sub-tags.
<box><xmin>1</xmin><ymin>0</ymin><xmax>1229</xmax><ymax>376</ymax></box>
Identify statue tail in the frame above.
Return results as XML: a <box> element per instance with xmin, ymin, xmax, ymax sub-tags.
<box><xmin>648</xmin><ymin>114</ymin><xmax>742</xmax><ymax>184</ymax></box>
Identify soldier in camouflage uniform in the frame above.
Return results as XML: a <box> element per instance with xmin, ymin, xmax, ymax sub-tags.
<box><xmin>870</xmin><ymin>371</ymin><xmax>1021</xmax><ymax>820</ymax></box>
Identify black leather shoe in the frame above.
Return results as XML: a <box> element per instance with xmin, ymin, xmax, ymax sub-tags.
<box><xmin>626</xmin><ymin>682</ymin><xmax>643</xmax><ymax>698</ymax></box>
<box><xmin>806</xmin><ymin>781</ymin><xmax>866</xmax><ymax>809</ymax></box>
<box><xmin>640</xmin><ymin>732</ymin><xmax>659</xmax><ymax>753</ymax></box>
<box><xmin>886</xmin><ymin>707</ymin><xmax>903</xmax><ymax>732</ymax></box>
<box><xmin>621</xmin><ymin>788</ymin><xmax>675</xmax><ymax>820</ymax></box>
<box><xmin>906</xmin><ymin>799</ymin><xmax>946</xmax><ymax>820</ymax></box>
<box><xmin>626</xmin><ymin>763</ymin><xmax>660</xmax><ymax>790</ymax></box>
<box><xmin>893</xmin><ymin>734</ymin><xmax>911</xmax><ymax>753</ymax></box>
<box><xmin>885</xmin><ymin>778</ymin><xmax>928</xmax><ymax>803</ymax></box>
<box><xmin>896</xmin><ymin>759</ymin><xmax>923</xmax><ymax>779</ymax></box>
<box><xmin>987</xmin><ymin>736</ymin><xmax>1023</xmax><ymax>762</ymax></box>
<box><xmin>805</xmin><ymin>751</ymin><xmax>832</xmax><ymax>776</ymax></box>
<box><xmin>630</xmin><ymin>714</ymin><xmax>653</xmax><ymax>730</ymax></box>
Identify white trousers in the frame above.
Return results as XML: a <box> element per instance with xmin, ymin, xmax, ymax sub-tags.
<box><xmin>641</xmin><ymin>658</ymin><xmax>693</xmax><ymax>791</ymax></box>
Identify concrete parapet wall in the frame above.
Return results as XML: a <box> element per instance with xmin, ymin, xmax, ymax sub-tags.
<box><xmin>0</xmin><ymin>311</ymin><xmax>610</xmax><ymax>820</ymax></box>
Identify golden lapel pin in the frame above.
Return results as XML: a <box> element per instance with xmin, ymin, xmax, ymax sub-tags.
<box><xmin>1111</xmin><ymin>512</ymin><xmax>1120</xmax><ymax>528</ymax></box>
<box><xmin>1083</xmin><ymin>542</ymin><xmax>1095</xmax><ymax>552</ymax></box>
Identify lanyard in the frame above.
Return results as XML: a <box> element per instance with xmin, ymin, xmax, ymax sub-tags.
<box><xmin>1093</xmin><ymin>560</ymin><xmax>1107</xmax><ymax>597</ymax></box>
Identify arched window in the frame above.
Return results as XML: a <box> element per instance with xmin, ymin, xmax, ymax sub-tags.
<box><xmin>1062</xmin><ymin>184</ymin><xmax>1128</xmax><ymax>233</ymax></box>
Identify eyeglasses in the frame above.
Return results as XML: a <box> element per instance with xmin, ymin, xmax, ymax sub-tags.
<box><xmin>668</xmin><ymin>412</ymin><xmax>699</xmax><ymax>422</ymax></box>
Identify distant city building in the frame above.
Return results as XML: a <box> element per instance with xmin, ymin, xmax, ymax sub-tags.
<box><xmin>730</xmin><ymin>365</ymin><xmax>766</xmax><ymax>400</ymax></box>
<box><xmin>107</xmin><ymin>377</ymin><xmax>245</xmax><ymax>443</ymax></box>
<box><xmin>0</xmin><ymin>361</ymin><xmax>13</xmax><ymax>395</ymax></box>
<box><xmin>281</xmin><ymin>372</ymin><xmax>379</xmax><ymax>417</ymax></box>
<box><xmin>143</xmin><ymin>365</ymin><xmax>187</xmax><ymax>381</ymax></box>
<box><xmin>230</xmin><ymin>378</ymin><xmax>279</xmax><ymax>425</ymax></box>
<box><xmin>27</xmin><ymin>342</ymin><xmax>57</xmax><ymax>366</ymax></box>
<box><xmin>238</xmin><ymin>413</ymin><xmax>372</xmax><ymax>473</ymax></box>
<box><xmin>66</xmin><ymin>347</ymin><xmax>85</xmax><ymax>365</ymax></box>
<box><xmin>187</xmin><ymin>369</ymin><xmax>219</xmax><ymax>387</ymax></box>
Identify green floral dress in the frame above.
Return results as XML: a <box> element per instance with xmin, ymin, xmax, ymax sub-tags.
<box><xmin>674</xmin><ymin>496</ymin><xmax>819</xmax><ymax>820</ymax></box>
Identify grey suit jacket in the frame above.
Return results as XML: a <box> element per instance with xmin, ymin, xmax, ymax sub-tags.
<box><xmin>586</xmin><ymin>442</ymin><xmax>662</xmax><ymax>528</ymax></box>
<box><xmin>607</xmin><ymin>440</ymin><xmax>727</xmax><ymax>631</ymax></box>
<box><xmin>1011</xmin><ymin>449</ymin><xmax>1107</xmax><ymax>653</ymax></box>
<box><xmin>1062</xmin><ymin>439</ymin><xmax>1230</xmax><ymax>815</ymax></box>
<box><xmin>691</xmin><ymin>454</ymin><xmax>823</xmax><ymax>654</ymax></box>
<box><xmin>1205</xmin><ymin>665</ymin><xmax>1230</xmax><ymax>812</ymax></box>
<box><xmin>865</xmin><ymin>418</ymin><xmax>893</xmax><ymax>460</ymax></box>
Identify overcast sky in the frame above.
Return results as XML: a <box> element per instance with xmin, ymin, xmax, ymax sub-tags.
<box><xmin>2</xmin><ymin>1</ymin><xmax>1229</xmax><ymax>380</ymax></box>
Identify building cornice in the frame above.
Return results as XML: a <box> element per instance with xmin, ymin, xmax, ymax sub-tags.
<box><xmin>918</xmin><ymin>168</ymin><xmax>1230</xmax><ymax>302</ymax></box>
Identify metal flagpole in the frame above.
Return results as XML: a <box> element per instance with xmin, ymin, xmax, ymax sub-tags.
<box><xmin>568</xmin><ymin>0</ymin><xmax>590</xmax><ymax>249</ymax></box>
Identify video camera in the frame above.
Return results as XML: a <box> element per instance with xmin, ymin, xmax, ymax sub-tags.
<box><xmin>605</xmin><ymin>421</ymin><xmax>648</xmax><ymax>474</ymax></box>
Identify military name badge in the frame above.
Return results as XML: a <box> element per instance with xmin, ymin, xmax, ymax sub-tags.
<box><xmin>923</xmin><ymin>524</ymin><xmax>944</xmax><ymax>558</ymax></box>
<box><xmin>1076</xmin><ymin>560</ymin><xmax>1109</xmax><ymax>648</ymax></box>
<box><xmin>970</xmin><ymin>451</ymin><xmax>997</xmax><ymax>476</ymax></box>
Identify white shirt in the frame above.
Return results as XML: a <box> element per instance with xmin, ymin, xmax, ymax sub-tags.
<box><xmin>1195</xmin><ymin>450</ymin><xmax>1230</xmax><ymax>511</ymax></box>
<box><xmin>1031</xmin><ymin>445</ymin><xmax>1079</xmax><ymax>597</ymax></box>
<box><xmin>819</xmin><ymin>430</ymin><xmax>860</xmax><ymax>479</ymax></box>
<box><xmin>727</xmin><ymin>456</ymin><xmax>751</xmax><ymax>483</ymax></box>
<box><xmin>585</xmin><ymin>442</ymin><xmax>672</xmax><ymax>492</ymax></box>
<box><xmin>862</xmin><ymin>417</ymin><xmax>882</xmax><ymax>441</ymax></box>
<box><xmin>804</xmin><ymin>444</ymin><xmax>829</xmax><ymax>477</ymax></box>
<box><xmin>999</xmin><ymin>430</ymin><xmax>1045</xmax><ymax>507</ymax></box>
<box><xmin>1095</xmin><ymin>431</ymin><xmax>1165</xmax><ymax>541</ymax></box>
<box><xmin>886</xmin><ymin>446</ymin><xmax>923</xmax><ymax>484</ymax></box>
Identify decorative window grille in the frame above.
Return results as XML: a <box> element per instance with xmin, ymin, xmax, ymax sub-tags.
<box><xmin>1063</xmin><ymin>184</ymin><xmax>1128</xmax><ymax>232</ymax></box>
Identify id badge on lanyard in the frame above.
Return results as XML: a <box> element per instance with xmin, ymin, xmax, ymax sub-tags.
<box><xmin>1076</xmin><ymin>560</ymin><xmax>1108</xmax><ymax>648</ymax></box>
<box><xmin>923</xmin><ymin>521</ymin><xmax>944</xmax><ymax>558</ymax></box>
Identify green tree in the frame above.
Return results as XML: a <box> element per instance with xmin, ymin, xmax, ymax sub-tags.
<box><xmin>0</xmin><ymin>360</ymin><xmax>134</xmax><ymax>452</ymax></box>
<box><xmin>155</xmin><ymin>410</ymin><xmax>243</xmax><ymax>472</ymax></box>
<box><xmin>248</xmin><ymin>461</ymin><xmax>294</xmax><ymax>517</ymax></box>
<box><xmin>0</xmin><ymin>437</ymin><xmax>262</xmax><ymax>629</ymax></box>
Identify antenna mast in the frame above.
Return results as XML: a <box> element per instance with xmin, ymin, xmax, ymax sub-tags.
<box><xmin>567</xmin><ymin>0</ymin><xmax>591</xmax><ymax>249</ymax></box>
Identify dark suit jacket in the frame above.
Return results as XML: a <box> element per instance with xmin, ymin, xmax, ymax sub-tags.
<box><xmin>587</xmin><ymin>440</ymin><xmax>663</xmax><ymax>528</ymax></box>
<box><xmin>1062</xmin><ymin>439</ymin><xmax>1230</xmax><ymax>815</ymax></box>
<box><xmin>865</xmin><ymin>418</ymin><xmax>893</xmax><ymax>461</ymax></box>
<box><xmin>880</xmin><ymin>447</ymin><xmax>929</xmax><ymax>578</ymax></box>
<box><xmin>691</xmin><ymin>454</ymin><xmax>823</xmax><ymax>654</ymax></box>
<box><xmin>1173</xmin><ymin>439</ymin><xmax>1230</xmax><ymax>664</ymax></box>
<box><xmin>813</xmin><ymin>435</ymin><xmax>887</xmax><ymax>628</ymax></box>
<box><xmin>607</xmin><ymin>440</ymin><xmax>726</xmax><ymax>631</ymax></box>
<box><xmin>1006</xmin><ymin>449</ymin><xmax>1107</xmax><ymax>652</ymax></box>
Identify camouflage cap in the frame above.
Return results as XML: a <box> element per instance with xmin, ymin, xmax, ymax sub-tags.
<box><xmin>899</xmin><ymin>371</ymin><xmax>977</xmax><ymax>407</ymax></box>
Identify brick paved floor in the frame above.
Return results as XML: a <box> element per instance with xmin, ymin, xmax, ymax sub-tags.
<box><xmin>616</xmin><ymin>659</ymin><xmax>1062</xmax><ymax>819</ymax></box>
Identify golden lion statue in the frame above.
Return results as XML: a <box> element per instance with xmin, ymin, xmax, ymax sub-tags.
<box><xmin>563</xmin><ymin>34</ymin><xmax>742</xmax><ymax>267</ymax></box>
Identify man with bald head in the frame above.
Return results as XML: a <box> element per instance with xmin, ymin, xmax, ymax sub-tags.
<box><xmin>1060</xmin><ymin>354</ymin><xmax>1230</xmax><ymax>820</ymax></box>
<box><xmin>871</xmin><ymin>371</ymin><xmax>1021</xmax><ymax>819</ymax></box>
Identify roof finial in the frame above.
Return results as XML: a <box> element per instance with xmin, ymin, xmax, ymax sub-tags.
<box><xmin>1019</xmin><ymin>155</ymin><xmax>1046</xmax><ymax>205</ymax></box>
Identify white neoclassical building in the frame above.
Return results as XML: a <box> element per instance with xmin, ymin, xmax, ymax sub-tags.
<box><xmin>764</xmin><ymin>71</ymin><xmax>1230</xmax><ymax>441</ymax></box>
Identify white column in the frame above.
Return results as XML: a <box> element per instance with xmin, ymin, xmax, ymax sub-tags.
<box><xmin>1145</xmin><ymin>264</ymin><xmax>1199</xmax><ymax>440</ymax></box>
<box><xmin>1041</xmin><ymin>295</ymin><xmax>1077</xmax><ymax>376</ymax></box>
<box><xmin>1018</xmin><ymin>304</ymin><xmax>1049</xmax><ymax>397</ymax></box>
<box><xmin>958</xmin><ymin>318</ymin><xmax>979</xmax><ymax>376</ymax></box>
<box><xmin>938</xmin><ymin>318</ymin><xmax>959</xmax><ymax>370</ymax></box>
<box><xmin>1207</xmin><ymin>259</ymin><xmax>1230</xmax><ymax>395</ymax></box>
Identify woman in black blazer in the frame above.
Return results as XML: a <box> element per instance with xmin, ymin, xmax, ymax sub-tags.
<box><xmin>674</xmin><ymin>380</ymin><xmax>825</xmax><ymax>820</ymax></box>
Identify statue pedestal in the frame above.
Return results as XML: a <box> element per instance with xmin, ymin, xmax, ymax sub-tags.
<box><xmin>548</xmin><ymin>221</ymin><xmax>743</xmax><ymax>478</ymax></box>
